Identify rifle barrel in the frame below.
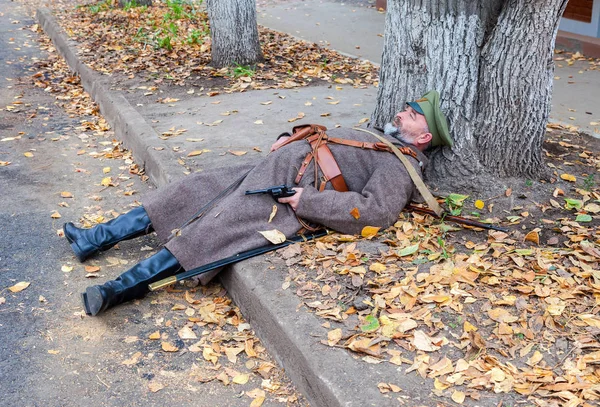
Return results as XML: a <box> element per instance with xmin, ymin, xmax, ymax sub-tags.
<box><xmin>149</xmin><ymin>229</ymin><xmax>328</xmax><ymax>291</ymax></box>
<box><xmin>405</xmin><ymin>204</ymin><xmax>508</xmax><ymax>233</ymax></box>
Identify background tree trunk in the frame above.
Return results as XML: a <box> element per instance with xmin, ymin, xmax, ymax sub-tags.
<box><xmin>205</xmin><ymin>0</ymin><xmax>263</xmax><ymax>68</ymax></box>
<box><xmin>372</xmin><ymin>0</ymin><xmax>568</xmax><ymax>194</ymax></box>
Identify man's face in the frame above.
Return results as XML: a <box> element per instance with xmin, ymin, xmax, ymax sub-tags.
<box><xmin>392</xmin><ymin>106</ymin><xmax>429</xmax><ymax>140</ymax></box>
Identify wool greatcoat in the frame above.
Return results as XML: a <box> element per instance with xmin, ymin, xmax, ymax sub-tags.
<box><xmin>142</xmin><ymin>127</ymin><xmax>428</xmax><ymax>284</ymax></box>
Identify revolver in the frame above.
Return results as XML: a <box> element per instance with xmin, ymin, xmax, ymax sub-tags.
<box><xmin>245</xmin><ymin>185</ymin><xmax>297</xmax><ymax>200</ymax></box>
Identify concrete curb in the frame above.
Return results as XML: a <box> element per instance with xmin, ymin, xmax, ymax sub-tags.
<box><xmin>36</xmin><ymin>8</ymin><xmax>182</xmax><ymax>188</ymax></box>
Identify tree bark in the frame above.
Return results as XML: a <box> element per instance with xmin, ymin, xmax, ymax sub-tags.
<box><xmin>372</xmin><ymin>0</ymin><xmax>568</xmax><ymax>194</ymax></box>
<box><xmin>205</xmin><ymin>0</ymin><xmax>263</xmax><ymax>68</ymax></box>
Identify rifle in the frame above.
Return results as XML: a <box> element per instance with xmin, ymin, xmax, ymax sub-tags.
<box><xmin>148</xmin><ymin>229</ymin><xmax>328</xmax><ymax>291</ymax></box>
<box><xmin>405</xmin><ymin>204</ymin><xmax>509</xmax><ymax>233</ymax></box>
<box><xmin>245</xmin><ymin>185</ymin><xmax>296</xmax><ymax>200</ymax></box>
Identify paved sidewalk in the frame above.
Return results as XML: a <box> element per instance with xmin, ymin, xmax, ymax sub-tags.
<box><xmin>257</xmin><ymin>0</ymin><xmax>600</xmax><ymax>137</ymax></box>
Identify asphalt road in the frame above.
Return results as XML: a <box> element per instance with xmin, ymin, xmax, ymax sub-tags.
<box><xmin>0</xmin><ymin>1</ymin><xmax>304</xmax><ymax>406</ymax></box>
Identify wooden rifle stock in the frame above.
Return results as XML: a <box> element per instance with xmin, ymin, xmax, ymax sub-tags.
<box><xmin>405</xmin><ymin>204</ymin><xmax>509</xmax><ymax>233</ymax></box>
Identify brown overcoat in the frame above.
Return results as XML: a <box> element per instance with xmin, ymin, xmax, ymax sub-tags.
<box><xmin>142</xmin><ymin>127</ymin><xmax>428</xmax><ymax>284</ymax></box>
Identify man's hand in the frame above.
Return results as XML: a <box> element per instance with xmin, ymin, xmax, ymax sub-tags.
<box><xmin>270</xmin><ymin>136</ymin><xmax>290</xmax><ymax>152</ymax></box>
<box><xmin>278</xmin><ymin>187</ymin><xmax>303</xmax><ymax>211</ymax></box>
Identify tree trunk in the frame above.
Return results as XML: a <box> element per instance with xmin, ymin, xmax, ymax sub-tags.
<box><xmin>205</xmin><ymin>0</ymin><xmax>263</xmax><ymax>68</ymax></box>
<box><xmin>372</xmin><ymin>0</ymin><xmax>568</xmax><ymax>194</ymax></box>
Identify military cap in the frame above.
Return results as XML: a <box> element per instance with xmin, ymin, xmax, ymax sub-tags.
<box><xmin>407</xmin><ymin>90</ymin><xmax>453</xmax><ymax>147</ymax></box>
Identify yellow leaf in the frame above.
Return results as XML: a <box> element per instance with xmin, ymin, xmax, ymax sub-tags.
<box><xmin>579</xmin><ymin>314</ymin><xmax>600</xmax><ymax>328</ymax></box>
<box><xmin>102</xmin><ymin>167</ymin><xmax>111</xmax><ymax>174</ymax></box>
<box><xmin>463</xmin><ymin>321</ymin><xmax>477</xmax><ymax>332</ymax></box>
<box><xmin>361</xmin><ymin>226</ymin><xmax>380</xmax><ymax>238</ymax></box>
<box><xmin>9</xmin><ymin>281</ymin><xmax>30</xmax><ymax>293</ymax></box>
<box><xmin>327</xmin><ymin>328</ymin><xmax>342</xmax><ymax>346</ymax></box>
<box><xmin>232</xmin><ymin>374</ymin><xmax>249</xmax><ymax>384</ymax></box>
<box><xmin>254</xmin><ymin>120</ymin><xmax>263</xmax><ymax>125</ymax></box>
<box><xmin>350</xmin><ymin>207</ymin><xmax>360</xmax><ymax>219</ymax></box>
<box><xmin>48</xmin><ymin>349</ymin><xmax>60</xmax><ymax>355</ymax></box>
<box><xmin>148</xmin><ymin>331</ymin><xmax>160</xmax><ymax>340</ymax></box>
<box><xmin>258</xmin><ymin>229</ymin><xmax>286</xmax><ymax>244</ymax></box>
<box><xmin>369</xmin><ymin>263</ymin><xmax>386</xmax><ymax>273</ymax></box>
<box><xmin>560</xmin><ymin>173</ymin><xmax>576</xmax><ymax>182</ymax></box>
<box><xmin>487</xmin><ymin>308</ymin><xmax>518</xmax><ymax>323</ymax></box>
<box><xmin>61</xmin><ymin>265</ymin><xmax>73</xmax><ymax>272</ymax></box>
<box><xmin>451</xmin><ymin>390</ymin><xmax>465</xmax><ymax>404</ymax></box>
<box><xmin>474</xmin><ymin>200</ymin><xmax>485</xmax><ymax>210</ymax></box>
<box><xmin>101</xmin><ymin>177</ymin><xmax>112</xmax><ymax>187</ymax></box>
<box><xmin>0</xmin><ymin>161</ymin><xmax>11</xmax><ymax>166</ymax></box>
<box><xmin>23</xmin><ymin>152</ymin><xmax>34</xmax><ymax>158</ymax></box>
<box><xmin>527</xmin><ymin>350</ymin><xmax>544</xmax><ymax>366</ymax></box>
<box><xmin>161</xmin><ymin>342</ymin><xmax>179</xmax><ymax>352</ymax></box>
<box><xmin>268</xmin><ymin>205</ymin><xmax>277</xmax><ymax>223</ymax></box>
<box><xmin>250</xmin><ymin>397</ymin><xmax>265</xmax><ymax>407</ymax></box>
<box><xmin>358</xmin><ymin>117</ymin><xmax>369</xmax><ymax>124</ymax></box>
<box><xmin>51</xmin><ymin>211</ymin><xmax>61</xmax><ymax>219</ymax></box>
<box><xmin>228</xmin><ymin>150</ymin><xmax>247</xmax><ymax>156</ymax></box>
<box><xmin>320</xmin><ymin>112</ymin><xmax>331</xmax><ymax>117</ymax></box>
<box><xmin>60</xmin><ymin>191</ymin><xmax>73</xmax><ymax>198</ymax></box>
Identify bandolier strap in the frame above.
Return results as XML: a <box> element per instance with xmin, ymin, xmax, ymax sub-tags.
<box><xmin>272</xmin><ymin>124</ymin><xmax>417</xmax><ymax>193</ymax></box>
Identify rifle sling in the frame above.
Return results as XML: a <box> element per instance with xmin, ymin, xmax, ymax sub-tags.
<box><xmin>352</xmin><ymin>127</ymin><xmax>443</xmax><ymax>217</ymax></box>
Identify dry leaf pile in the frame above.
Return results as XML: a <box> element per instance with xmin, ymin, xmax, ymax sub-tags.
<box><xmin>278</xmin><ymin>126</ymin><xmax>600</xmax><ymax>407</ymax></box>
<box><xmin>53</xmin><ymin>1</ymin><xmax>378</xmax><ymax>93</ymax></box>
<box><xmin>128</xmin><ymin>284</ymin><xmax>304</xmax><ymax>404</ymax></box>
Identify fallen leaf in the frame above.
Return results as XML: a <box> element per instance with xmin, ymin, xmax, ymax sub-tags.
<box><xmin>258</xmin><ymin>229</ymin><xmax>286</xmax><ymax>244</ymax></box>
<box><xmin>228</xmin><ymin>150</ymin><xmax>247</xmax><ymax>156</ymax></box>
<box><xmin>361</xmin><ymin>226</ymin><xmax>380</xmax><ymax>238</ymax></box>
<box><xmin>24</xmin><ymin>152</ymin><xmax>34</xmax><ymax>158</ymax></box>
<box><xmin>178</xmin><ymin>326</ymin><xmax>197</xmax><ymax>340</ymax></box>
<box><xmin>524</xmin><ymin>230</ymin><xmax>539</xmax><ymax>245</ymax></box>
<box><xmin>84</xmin><ymin>265</ymin><xmax>100</xmax><ymax>273</ymax></box>
<box><xmin>48</xmin><ymin>350</ymin><xmax>60</xmax><ymax>355</ymax></box>
<box><xmin>254</xmin><ymin>120</ymin><xmax>263</xmax><ymax>125</ymax></box>
<box><xmin>350</xmin><ymin>207</ymin><xmax>360</xmax><ymax>219</ymax></box>
<box><xmin>232</xmin><ymin>374</ymin><xmax>249</xmax><ymax>384</ymax></box>
<box><xmin>60</xmin><ymin>191</ymin><xmax>73</xmax><ymax>198</ymax></box>
<box><xmin>187</xmin><ymin>150</ymin><xmax>204</xmax><ymax>157</ymax></box>
<box><xmin>148</xmin><ymin>331</ymin><xmax>160</xmax><ymax>340</ymax></box>
<box><xmin>161</xmin><ymin>342</ymin><xmax>179</xmax><ymax>352</ymax></box>
<box><xmin>412</xmin><ymin>330</ymin><xmax>440</xmax><ymax>352</ymax></box>
<box><xmin>148</xmin><ymin>382</ymin><xmax>164</xmax><ymax>392</ymax></box>
<box><xmin>560</xmin><ymin>173</ymin><xmax>576</xmax><ymax>182</ymax></box>
<box><xmin>451</xmin><ymin>390</ymin><xmax>465</xmax><ymax>403</ymax></box>
<box><xmin>51</xmin><ymin>211</ymin><xmax>61</xmax><ymax>219</ymax></box>
<box><xmin>268</xmin><ymin>205</ymin><xmax>277</xmax><ymax>223</ymax></box>
<box><xmin>61</xmin><ymin>265</ymin><xmax>74</xmax><ymax>272</ymax></box>
<box><xmin>474</xmin><ymin>200</ymin><xmax>485</xmax><ymax>210</ymax></box>
<box><xmin>327</xmin><ymin>328</ymin><xmax>342</xmax><ymax>346</ymax></box>
<box><xmin>9</xmin><ymin>281</ymin><xmax>30</xmax><ymax>293</ymax></box>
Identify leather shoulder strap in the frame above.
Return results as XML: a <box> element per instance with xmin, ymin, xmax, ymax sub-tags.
<box><xmin>271</xmin><ymin>124</ymin><xmax>327</xmax><ymax>151</ymax></box>
<box><xmin>352</xmin><ymin>128</ymin><xmax>444</xmax><ymax>217</ymax></box>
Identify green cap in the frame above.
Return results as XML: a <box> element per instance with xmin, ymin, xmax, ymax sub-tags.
<box><xmin>406</xmin><ymin>90</ymin><xmax>453</xmax><ymax>147</ymax></box>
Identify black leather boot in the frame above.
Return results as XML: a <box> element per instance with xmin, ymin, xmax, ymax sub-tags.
<box><xmin>81</xmin><ymin>248</ymin><xmax>182</xmax><ymax>316</ymax></box>
<box><xmin>64</xmin><ymin>206</ymin><xmax>154</xmax><ymax>262</ymax></box>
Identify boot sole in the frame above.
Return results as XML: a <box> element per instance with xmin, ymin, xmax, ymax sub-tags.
<box><xmin>81</xmin><ymin>287</ymin><xmax>105</xmax><ymax>316</ymax></box>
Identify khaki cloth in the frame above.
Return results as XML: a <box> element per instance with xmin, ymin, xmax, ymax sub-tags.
<box><xmin>142</xmin><ymin>127</ymin><xmax>428</xmax><ymax>284</ymax></box>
